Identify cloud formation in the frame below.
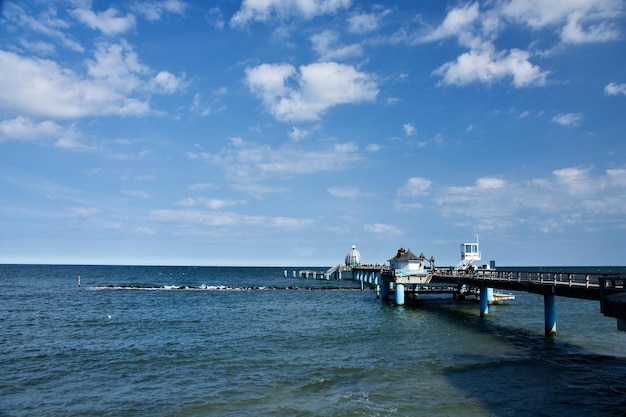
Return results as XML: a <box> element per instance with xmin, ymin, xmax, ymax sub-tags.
<box><xmin>605</xmin><ymin>82</ymin><xmax>626</xmax><ymax>96</ymax></box>
<box><xmin>245</xmin><ymin>62</ymin><xmax>378</xmax><ymax>121</ymax></box>
<box><xmin>188</xmin><ymin>137</ymin><xmax>364</xmax><ymax>193</ymax></box>
<box><xmin>0</xmin><ymin>44</ymin><xmax>184</xmax><ymax>119</ymax></box>
<box><xmin>552</xmin><ymin>113</ymin><xmax>583</xmax><ymax>127</ymax></box>
<box><xmin>413</xmin><ymin>0</ymin><xmax>622</xmax><ymax>88</ymax></box>
<box><xmin>72</xmin><ymin>6</ymin><xmax>136</xmax><ymax>35</ymax></box>
<box><xmin>231</xmin><ymin>0</ymin><xmax>351</xmax><ymax>27</ymax></box>
<box><xmin>404</xmin><ymin>167</ymin><xmax>626</xmax><ymax>233</ymax></box>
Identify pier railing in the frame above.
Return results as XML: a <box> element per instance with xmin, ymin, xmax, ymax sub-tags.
<box><xmin>430</xmin><ymin>268</ymin><xmax>626</xmax><ymax>299</ymax></box>
<box><xmin>430</xmin><ymin>268</ymin><xmax>626</xmax><ymax>325</ymax></box>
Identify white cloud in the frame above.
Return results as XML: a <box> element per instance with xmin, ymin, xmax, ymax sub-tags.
<box><xmin>18</xmin><ymin>39</ymin><xmax>56</xmax><ymax>56</ymax></box>
<box><xmin>364</xmin><ymin>223</ymin><xmax>402</xmax><ymax>235</ymax></box>
<box><xmin>475</xmin><ymin>177</ymin><xmax>507</xmax><ymax>190</ymax></box>
<box><xmin>421</xmin><ymin>2</ymin><xmax>480</xmax><ymax>45</ymax></box>
<box><xmin>122</xmin><ymin>190</ymin><xmax>153</xmax><ymax>199</ymax></box>
<box><xmin>552</xmin><ymin>167</ymin><xmax>594</xmax><ymax>195</ymax></box>
<box><xmin>207</xmin><ymin>7</ymin><xmax>225</xmax><ymax>29</ymax></box>
<box><xmin>502</xmin><ymin>0</ymin><xmax>622</xmax><ymax>44</ymax></box>
<box><xmin>0</xmin><ymin>116</ymin><xmax>89</xmax><ymax>149</ymax></box>
<box><xmin>190</xmin><ymin>94</ymin><xmax>212</xmax><ymax>116</ymax></box>
<box><xmin>3</xmin><ymin>2</ymin><xmax>84</xmax><ymax>52</ymax></box>
<box><xmin>348</xmin><ymin>7</ymin><xmax>390</xmax><ymax>34</ymax></box>
<box><xmin>177</xmin><ymin>198</ymin><xmax>240</xmax><ymax>209</ymax></box>
<box><xmin>132</xmin><ymin>0</ymin><xmax>188</xmax><ymax>21</ymax></box>
<box><xmin>398</xmin><ymin>177</ymin><xmax>432</xmax><ymax>197</ymax></box>
<box><xmin>429</xmin><ymin>167</ymin><xmax>626</xmax><ymax>233</ymax></box>
<box><xmin>348</xmin><ymin>13</ymin><xmax>379</xmax><ymax>34</ymax></box>
<box><xmin>605</xmin><ymin>168</ymin><xmax>626</xmax><ymax>186</ymax></box>
<box><xmin>288</xmin><ymin>126</ymin><xmax>312</xmax><ymax>140</ymax></box>
<box><xmin>420</xmin><ymin>3</ymin><xmax>550</xmax><ymax>88</ymax></box>
<box><xmin>552</xmin><ymin>113</ymin><xmax>583</xmax><ymax>127</ymax></box>
<box><xmin>311</xmin><ymin>30</ymin><xmax>363</xmax><ymax>61</ymax></box>
<box><xmin>186</xmin><ymin>182</ymin><xmax>217</xmax><ymax>190</ymax></box>
<box><xmin>605</xmin><ymin>82</ymin><xmax>626</xmax><ymax>96</ymax></box>
<box><xmin>231</xmin><ymin>0</ymin><xmax>351</xmax><ymax>27</ymax></box>
<box><xmin>560</xmin><ymin>11</ymin><xmax>620</xmax><ymax>43</ymax></box>
<box><xmin>72</xmin><ymin>6</ymin><xmax>136</xmax><ymax>35</ymax></box>
<box><xmin>245</xmin><ymin>62</ymin><xmax>378</xmax><ymax>121</ymax></box>
<box><xmin>69</xmin><ymin>207</ymin><xmax>101</xmax><ymax>219</ymax></box>
<box><xmin>416</xmin><ymin>0</ymin><xmax>621</xmax><ymax>89</ymax></box>
<box><xmin>149</xmin><ymin>209</ymin><xmax>313</xmax><ymax>229</ymax></box>
<box><xmin>328</xmin><ymin>186</ymin><xmax>360</xmax><ymax>198</ymax></box>
<box><xmin>403</xmin><ymin>123</ymin><xmax>416</xmax><ymax>136</ymax></box>
<box><xmin>86</xmin><ymin>42</ymin><xmax>149</xmax><ymax>90</ymax></box>
<box><xmin>0</xmin><ymin>43</ymin><xmax>183</xmax><ymax>119</ymax></box>
<box><xmin>150</xmin><ymin>71</ymin><xmax>186</xmax><ymax>94</ymax></box>
<box><xmin>0</xmin><ymin>116</ymin><xmax>62</xmax><ymax>141</ymax></box>
<box><xmin>190</xmin><ymin>137</ymin><xmax>363</xmax><ymax>194</ymax></box>
<box><xmin>434</xmin><ymin>44</ymin><xmax>548</xmax><ymax>88</ymax></box>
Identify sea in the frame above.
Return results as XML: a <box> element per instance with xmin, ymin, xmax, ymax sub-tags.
<box><xmin>1</xmin><ymin>264</ymin><xmax>626</xmax><ymax>417</ymax></box>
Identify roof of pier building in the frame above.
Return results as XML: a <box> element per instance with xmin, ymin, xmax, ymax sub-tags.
<box><xmin>388</xmin><ymin>247</ymin><xmax>421</xmax><ymax>262</ymax></box>
<box><xmin>345</xmin><ymin>245</ymin><xmax>362</xmax><ymax>266</ymax></box>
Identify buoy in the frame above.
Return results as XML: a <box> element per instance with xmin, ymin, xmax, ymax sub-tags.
<box><xmin>77</xmin><ymin>276</ymin><xmax>81</xmax><ymax>287</ymax></box>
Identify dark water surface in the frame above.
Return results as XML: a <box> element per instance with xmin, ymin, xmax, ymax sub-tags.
<box><xmin>1</xmin><ymin>264</ymin><xmax>625</xmax><ymax>416</ymax></box>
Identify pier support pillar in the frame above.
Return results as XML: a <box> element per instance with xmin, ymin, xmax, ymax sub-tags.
<box><xmin>395</xmin><ymin>283</ymin><xmax>405</xmax><ymax>306</ymax></box>
<box><xmin>479</xmin><ymin>286</ymin><xmax>489</xmax><ymax>316</ymax></box>
<box><xmin>544</xmin><ymin>294</ymin><xmax>557</xmax><ymax>336</ymax></box>
<box><xmin>381</xmin><ymin>281</ymin><xmax>390</xmax><ymax>301</ymax></box>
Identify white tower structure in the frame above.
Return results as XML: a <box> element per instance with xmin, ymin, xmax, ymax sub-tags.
<box><xmin>344</xmin><ymin>245</ymin><xmax>362</xmax><ymax>266</ymax></box>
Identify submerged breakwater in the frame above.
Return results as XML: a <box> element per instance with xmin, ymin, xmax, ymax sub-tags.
<box><xmin>93</xmin><ymin>284</ymin><xmax>367</xmax><ymax>291</ymax></box>
<box><xmin>1</xmin><ymin>264</ymin><xmax>626</xmax><ymax>416</ymax></box>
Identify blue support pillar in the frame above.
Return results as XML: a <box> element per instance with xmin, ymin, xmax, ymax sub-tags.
<box><xmin>380</xmin><ymin>280</ymin><xmax>390</xmax><ymax>301</ymax></box>
<box><xmin>487</xmin><ymin>287</ymin><xmax>494</xmax><ymax>303</ymax></box>
<box><xmin>544</xmin><ymin>294</ymin><xmax>557</xmax><ymax>335</ymax></box>
<box><xmin>479</xmin><ymin>286</ymin><xmax>489</xmax><ymax>316</ymax></box>
<box><xmin>395</xmin><ymin>283</ymin><xmax>405</xmax><ymax>306</ymax></box>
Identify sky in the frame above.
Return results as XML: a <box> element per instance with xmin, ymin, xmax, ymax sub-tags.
<box><xmin>1</xmin><ymin>0</ymin><xmax>626</xmax><ymax>267</ymax></box>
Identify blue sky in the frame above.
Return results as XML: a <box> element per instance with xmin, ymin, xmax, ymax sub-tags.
<box><xmin>1</xmin><ymin>0</ymin><xmax>626</xmax><ymax>267</ymax></box>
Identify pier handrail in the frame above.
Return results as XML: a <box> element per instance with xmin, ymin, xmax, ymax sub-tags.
<box><xmin>432</xmin><ymin>268</ymin><xmax>626</xmax><ymax>288</ymax></box>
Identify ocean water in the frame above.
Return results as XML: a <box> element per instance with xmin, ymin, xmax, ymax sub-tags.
<box><xmin>1</xmin><ymin>264</ymin><xmax>626</xmax><ymax>416</ymax></box>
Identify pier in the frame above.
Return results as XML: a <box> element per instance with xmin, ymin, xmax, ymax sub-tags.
<box><xmin>429</xmin><ymin>268</ymin><xmax>626</xmax><ymax>333</ymax></box>
<box><xmin>288</xmin><ymin>263</ymin><xmax>626</xmax><ymax>334</ymax></box>
<box><xmin>371</xmin><ymin>243</ymin><xmax>626</xmax><ymax>334</ymax></box>
<box><xmin>374</xmin><ymin>266</ymin><xmax>626</xmax><ymax>335</ymax></box>
<box><xmin>295</xmin><ymin>243</ymin><xmax>626</xmax><ymax>335</ymax></box>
